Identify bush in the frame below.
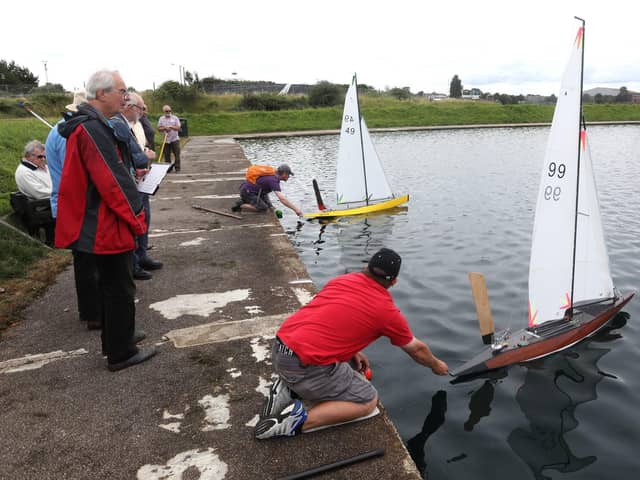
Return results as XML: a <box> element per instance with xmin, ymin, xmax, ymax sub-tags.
<box><xmin>308</xmin><ymin>81</ymin><xmax>344</xmax><ymax>107</ymax></box>
<box><xmin>152</xmin><ymin>81</ymin><xmax>201</xmax><ymax>111</ymax></box>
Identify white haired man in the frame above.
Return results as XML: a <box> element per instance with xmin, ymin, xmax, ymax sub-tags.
<box><xmin>55</xmin><ymin>69</ymin><xmax>156</xmax><ymax>371</ymax></box>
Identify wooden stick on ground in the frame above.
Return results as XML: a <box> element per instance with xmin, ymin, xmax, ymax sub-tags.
<box><xmin>191</xmin><ymin>204</ymin><xmax>242</xmax><ymax>220</ymax></box>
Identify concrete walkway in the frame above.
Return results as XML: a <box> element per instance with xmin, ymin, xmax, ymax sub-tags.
<box><xmin>0</xmin><ymin>136</ymin><xmax>421</xmax><ymax>479</ymax></box>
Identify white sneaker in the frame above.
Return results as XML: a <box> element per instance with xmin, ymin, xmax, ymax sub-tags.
<box><xmin>261</xmin><ymin>377</ymin><xmax>293</xmax><ymax>418</ymax></box>
<box><xmin>255</xmin><ymin>400</ymin><xmax>307</xmax><ymax>439</ymax></box>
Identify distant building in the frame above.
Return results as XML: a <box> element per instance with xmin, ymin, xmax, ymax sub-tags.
<box><xmin>461</xmin><ymin>88</ymin><xmax>482</xmax><ymax>100</ymax></box>
<box><xmin>426</xmin><ymin>92</ymin><xmax>448</xmax><ymax>101</ymax></box>
<box><xmin>525</xmin><ymin>94</ymin><xmax>547</xmax><ymax>104</ymax></box>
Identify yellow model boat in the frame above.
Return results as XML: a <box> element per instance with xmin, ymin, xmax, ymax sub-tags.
<box><xmin>305</xmin><ymin>74</ymin><xmax>409</xmax><ymax>220</ymax></box>
<box><xmin>304</xmin><ymin>194</ymin><xmax>409</xmax><ymax>219</ymax></box>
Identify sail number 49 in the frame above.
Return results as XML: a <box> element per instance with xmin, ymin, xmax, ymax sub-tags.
<box><xmin>544</xmin><ymin>162</ymin><xmax>566</xmax><ymax>201</ymax></box>
<box><xmin>344</xmin><ymin>115</ymin><xmax>356</xmax><ymax>135</ymax></box>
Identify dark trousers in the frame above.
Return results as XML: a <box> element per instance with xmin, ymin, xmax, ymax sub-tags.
<box><xmin>134</xmin><ymin>194</ymin><xmax>151</xmax><ymax>268</ymax></box>
<box><xmin>72</xmin><ymin>250</ymin><xmax>102</xmax><ymax>324</ymax></box>
<box><xmin>94</xmin><ymin>251</ymin><xmax>138</xmax><ymax>363</ymax></box>
<box><xmin>163</xmin><ymin>140</ymin><xmax>180</xmax><ymax>170</ymax></box>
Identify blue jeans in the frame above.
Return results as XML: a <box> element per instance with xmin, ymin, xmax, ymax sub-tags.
<box><xmin>134</xmin><ymin>194</ymin><xmax>151</xmax><ymax>268</ymax></box>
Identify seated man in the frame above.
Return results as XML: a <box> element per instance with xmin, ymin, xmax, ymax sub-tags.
<box><xmin>15</xmin><ymin>140</ymin><xmax>52</xmax><ymax>200</ymax></box>
<box><xmin>14</xmin><ymin>139</ymin><xmax>55</xmax><ymax>243</ymax></box>
<box><xmin>255</xmin><ymin>248</ymin><xmax>448</xmax><ymax>439</ymax></box>
<box><xmin>232</xmin><ymin>164</ymin><xmax>302</xmax><ymax>217</ymax></box>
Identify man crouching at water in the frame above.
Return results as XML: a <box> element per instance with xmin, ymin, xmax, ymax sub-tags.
<box><xmin>255</xmin><ymin>248</ymin><xmax>448</xmax><ymax>439</ymax></box>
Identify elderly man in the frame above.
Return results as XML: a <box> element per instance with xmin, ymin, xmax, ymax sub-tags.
<box><xmin>232</xmin><ymin>164</ymin><xmax>302</xmax><ymax>217</ymax></box>
<box><xmin>157</xmin><ymin>104</ymin><xmax>181</xmax><ymax>171</ymax></box>
<box><xmin>112</xmin><ymin>92</ymin><xmax>162</xmax><ymax>280</ymax></box>
<box><xmin>15</xmin><ymin>140</ymin><xmax>52</xmax><ymax>200</ymax></box>
<box><xmin>255</xmin><ymin>248</ymin><xmax>448</xmax><ymax>439</ymax></box>
<box><xmin>56</xmin><ymin>69</ymin><xmax>156</xmax><ymax>372</ymax></box>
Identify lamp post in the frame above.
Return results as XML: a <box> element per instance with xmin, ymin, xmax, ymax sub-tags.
<box><xmin>42</xmin><ymin>60</ymin><xmax>49</xmax><ymax>84</ymax></box>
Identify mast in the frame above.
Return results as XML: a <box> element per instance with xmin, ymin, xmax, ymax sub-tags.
<box><xmin>569</xmin><ymin>16</ymin><xmax>586</xmax><ymax>316</ymax></box>
<box><xmin>353</xmin><ymin>73</ymin><xmax>370</xmax><ymax>205</ymax></box>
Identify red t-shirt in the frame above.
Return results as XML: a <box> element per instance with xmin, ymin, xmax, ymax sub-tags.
<box><xmin>277</xmin><ymin>272</ymin><xmax>414</xmax><ymax>365</ymax></box>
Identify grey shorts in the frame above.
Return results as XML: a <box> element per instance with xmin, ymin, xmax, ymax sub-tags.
<box><xmin>272</xmin><ymin>340</ymin><xmax>377</xmax><ymax>404</ymax></box>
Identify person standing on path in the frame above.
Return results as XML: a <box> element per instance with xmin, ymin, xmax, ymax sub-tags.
<box><xmin>112</xmin><ymin>92</ymin><xmax>162</xmax><ymax>280</ymax></box>
<box><xmin>157</xmin><ymin>104</ymin><xmax>181</xmax><ymax>171</ymax></box>
<box><xmin>55</xmin><ymin>69</ymin><xmax>156</xmax><ymax>372</ymax></box>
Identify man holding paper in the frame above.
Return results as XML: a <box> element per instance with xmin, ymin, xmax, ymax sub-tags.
<box><xmin>112</xmin><ymin>92</ymin><xmax>163</xmax><ymax>280</ymax></box>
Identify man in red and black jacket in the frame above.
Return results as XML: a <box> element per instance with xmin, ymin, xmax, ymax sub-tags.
<box><xmin>56</xmin><ymin>69</ymin><xmax>156</xmax><ymax>372</ymax></box>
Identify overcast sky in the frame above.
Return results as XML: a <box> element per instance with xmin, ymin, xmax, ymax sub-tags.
<box><xmin>3</xmin><ymin>0</ymin><xmax>639</xmax><ymax>96</ymax></box>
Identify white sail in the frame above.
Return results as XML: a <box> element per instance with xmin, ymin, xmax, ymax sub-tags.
<box><xmin>573</xmin><ymin>131</ymin><xmax>614</xmax><ymax>302</ymax></box>
<box><xmin>360</xmin><ymin>118</ymin><xmax>393</xmax><ymax>201</ymax></box>
<box><xmin>528</xmin><ymin>25</ymin><xmax>587</xmax><ymax>326</ymax></box>
<box><xmin>335</xmin><ymin>76</ymin><xmax>393</xmax><ymax>205</ymax></box>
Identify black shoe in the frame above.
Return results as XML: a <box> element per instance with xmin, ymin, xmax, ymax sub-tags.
<box><xmin>107</xmin><ymin>347</ymin><xmax>157</xmax><ymax>372</ymax></box>
<box><xmin>133</xmin><ymin>331</ymin><xmax>146</xmax><ymax>344</ymax></box>
<box><xmin>133</xmin><ymin>268</ymin><xmax>152</xmax><ymax>280</ymax></box>
<box><xmin>139</xmin><ymin>257</ymin><xmax>163</xmax><ymax>270</ymax></box>
<box><xmin>231</xmin><ymin>202</ymin><xmax>242</xmax><ymax>212</ymax></box>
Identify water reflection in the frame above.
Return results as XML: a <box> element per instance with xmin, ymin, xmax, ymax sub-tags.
<box><xmin>406</xmin><ymin>390</ymin><xmax>447</xmax><ymax>476</ymax></box>
<box><xmin>507</xmin><ymin>312</ymin><xmax>628</xmax><ymax>480</ymax></box>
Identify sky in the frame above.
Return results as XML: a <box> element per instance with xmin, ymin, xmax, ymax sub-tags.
<box><xmin>3</xmin><ymin>0</ymin><xmax>640</xmax><ymax>96</ymax></box>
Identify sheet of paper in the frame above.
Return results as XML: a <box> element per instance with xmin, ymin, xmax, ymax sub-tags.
<box><xmin>137</xmin><ymin>163</ymin><xmax>173</xmax><ymax>195</ymax></box>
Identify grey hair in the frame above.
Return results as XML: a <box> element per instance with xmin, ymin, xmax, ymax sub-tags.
<box><xmin>85</xmin><ymin>70</ymin><xmax>120</xmax><ymax>100</ymax></box>
<box><xmin>24</xmin><ymin>140</ymin><xmax>45</xmax><ymax>157</ymax></box>
<box><xmin>127</xmin><ymin>91</ymin><xmax>142</xmax><ymax>107</ymax></box>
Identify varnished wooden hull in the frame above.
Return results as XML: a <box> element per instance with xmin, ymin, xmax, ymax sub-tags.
<box><xmin>304</xmin><ymin>194</ymin><xmax>409</xmax><ymax>219</ymax></box>
<box><xmin>451</xmin><ymin>292</ymin><xmax>634</xmax><ymax>377</ymax></box>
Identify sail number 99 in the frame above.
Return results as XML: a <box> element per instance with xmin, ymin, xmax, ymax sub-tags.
<box><xmin>547</xmin><ymin>162</ymin><xmax>566</xmax><ymax>178</ymax></box>
<box><xmin>544</xmin><ymin>185</ymin><xmax>561</xmax><ymax>201</ymax></box>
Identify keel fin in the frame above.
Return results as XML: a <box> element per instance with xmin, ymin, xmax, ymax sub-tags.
<box><xmin>312</xmin><ymin>179</ymin><xmax>327</xmax><ymax>211</ymax></box>
<box><xmin>469</xmin><ymin>272</ymin><xmax>495</xmax><ymax>345</ymax></box>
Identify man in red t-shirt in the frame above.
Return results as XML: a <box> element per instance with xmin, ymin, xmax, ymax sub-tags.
<box><xmin>255</xmin><ymin>248</ymin><xmax>448</xmax><ymax>439</ymax></box>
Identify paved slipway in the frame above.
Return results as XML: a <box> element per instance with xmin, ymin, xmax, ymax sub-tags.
<box><xmin>0</xmin><ymin>136</ymin><xmax>421</xmax><ymax>480</ymax></box>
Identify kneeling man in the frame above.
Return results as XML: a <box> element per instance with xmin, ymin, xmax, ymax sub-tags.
<box><xmin>255</xmin><ymin>247</ymin><xmax>448</xmax><ymax>439</ymax></box>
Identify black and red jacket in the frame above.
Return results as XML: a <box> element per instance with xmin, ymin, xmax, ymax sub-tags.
<box><xmin>55</xmin><ymin>103</ymin><xmax>146</xmax><ymax>254</ymax></box>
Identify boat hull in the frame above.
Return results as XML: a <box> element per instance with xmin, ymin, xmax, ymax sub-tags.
<box><xmin>304</xmin><ymin>194</ymin><xmax>409</xmax><ymax>219</ymax></box>
<box><xmin>450</xmin><ymin>292</ymin><xmax>634</xmax><ymax>377</ymax></box>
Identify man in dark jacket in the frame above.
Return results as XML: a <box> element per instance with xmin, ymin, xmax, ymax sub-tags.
<box><xmin>56</xmin><ymin>69</ymin><xmax>156</xmax><ymax>372</ymax></box>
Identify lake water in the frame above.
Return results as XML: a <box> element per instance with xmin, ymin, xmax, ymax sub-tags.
<box><xmin>240</xmin><ymin>125</ymin><xmax>640</xmax><ymax>479</ymax></box>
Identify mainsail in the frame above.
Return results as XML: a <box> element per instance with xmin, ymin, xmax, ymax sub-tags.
<box><xmin>335</xmin><ymin>76</ymin><xmax>393</xmax><ymax>205</ymax></box>
<box><xmin>528</xmin><ymin>25</ymin><xmax>613</xmax><ymax>326</ymax></box>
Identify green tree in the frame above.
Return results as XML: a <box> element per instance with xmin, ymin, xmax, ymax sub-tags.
<box><xmin>449</xmin><ymin>74</ymin><xmax>462</xmax><ymax>98</ymax></box>
<box><xmin>152</xmin><ymin>80</ymin><xmax>199</xmax><ymax>110</ymax></box>
<box><xmin>308</xmin><ymin>81</ymin><xmax>342</xmax><ymax>107</ymax></box>
<box><xmin>616</xmin><ymin>86</ymin><xmax>632</xmax><ymax>103</ymax></box>
<box><xmin>388</xmin><ymin>87</ymin><xmax>411</xmax><ymax>100</ymax></box>
<box><xmin>0</xmin><ymin>59</ymin><xmax>38</xmax><ymax>86</ymax></box>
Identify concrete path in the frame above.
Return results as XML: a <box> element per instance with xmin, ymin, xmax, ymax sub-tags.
<box><xmin>0</xmin><ymin>136</ymin><xmax>421</xmax><ymax>479</ymax></box>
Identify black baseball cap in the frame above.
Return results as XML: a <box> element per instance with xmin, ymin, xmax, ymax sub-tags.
<box><xmin>277</xmin><ymin>164</ymin><xmax>294</xmax><ymax>176</ymax></box>
<box><xmin>368</xmin><ymin>248</ymin><xmax>402</xmax><ymax>280</ymax></box>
